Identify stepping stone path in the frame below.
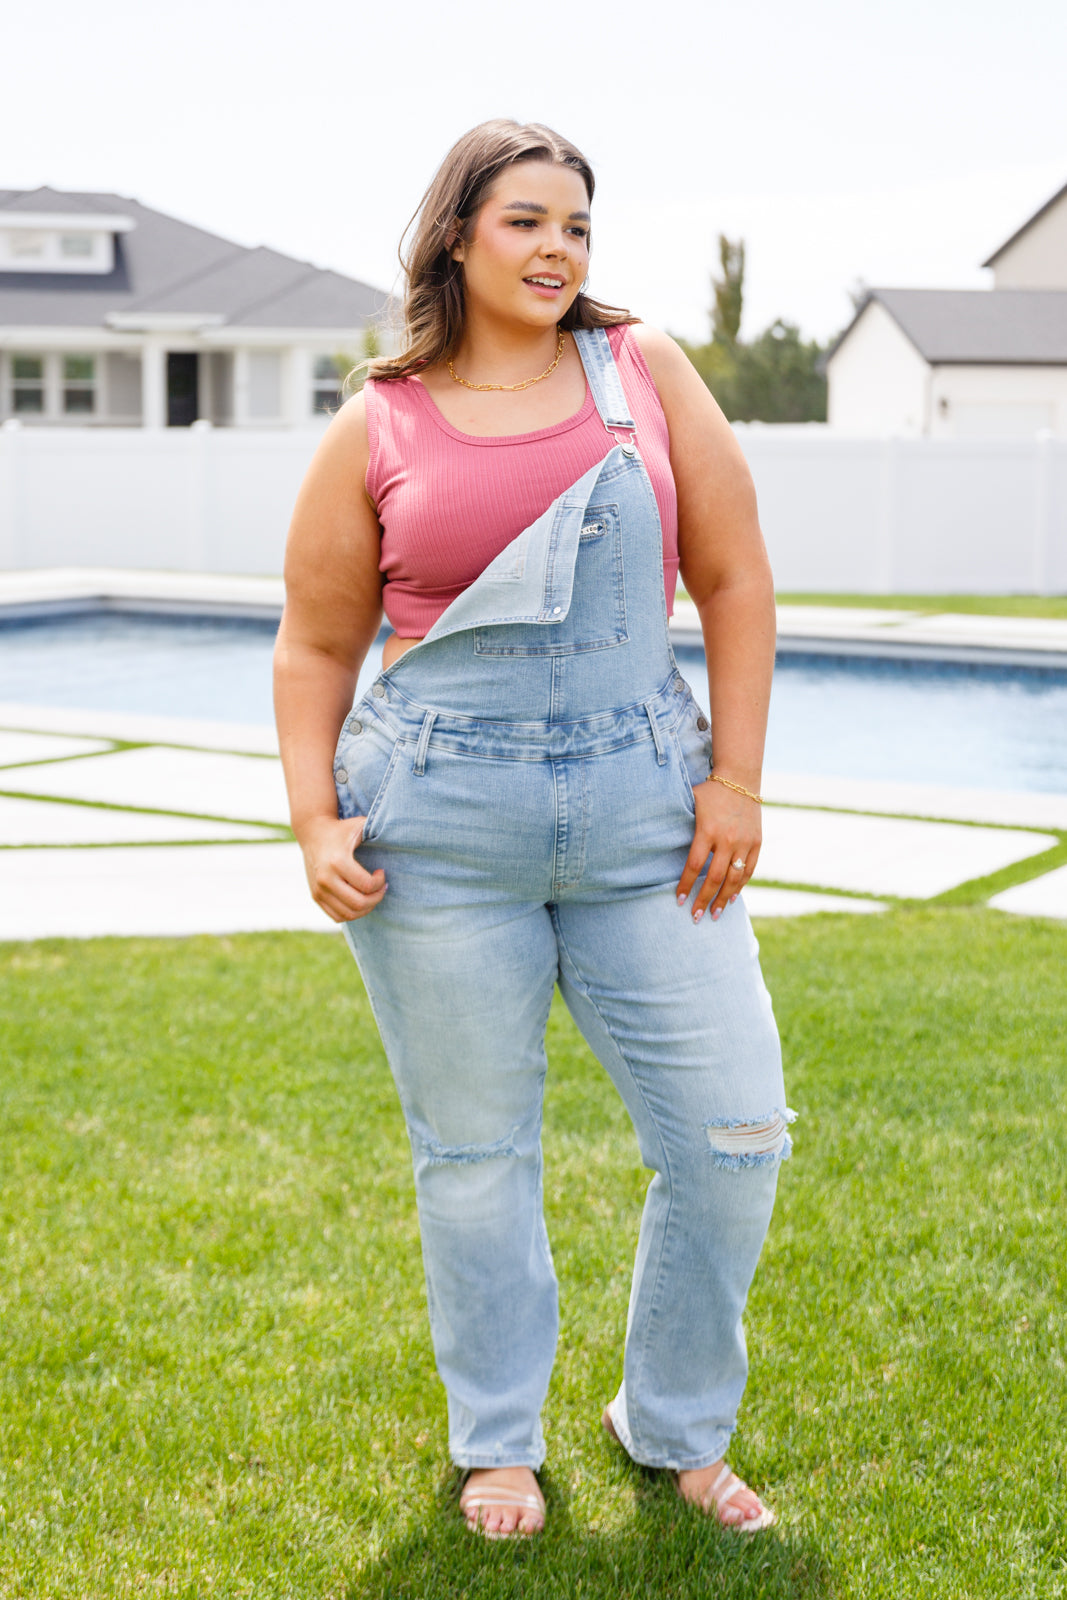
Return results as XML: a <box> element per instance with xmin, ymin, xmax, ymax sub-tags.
<box><xmin>1</xmin><ymin>586</ymin><xmax>1064</xmax><ymax>939</ymax></box>
<box><xmin>0</xmin><ymin>690</ymin><xmax>1064</xmax><ymax>940</ymax></box>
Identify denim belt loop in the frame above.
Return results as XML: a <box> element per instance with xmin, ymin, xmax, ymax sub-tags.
<box><xmin>413</xmin><ymin>709</ymin><xmax>437</xmax><ymax>776</ymax></box>
<box><xmin>643</xmin><ymin>700</ymin><xmax>667</xmax><ymax>765</ymax></box>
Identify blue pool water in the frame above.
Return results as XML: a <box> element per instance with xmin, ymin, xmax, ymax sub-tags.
<box><xmin>2</xmin><ymin>611</ymin><xmax>1067</xmax><ymax>794</ymax></box>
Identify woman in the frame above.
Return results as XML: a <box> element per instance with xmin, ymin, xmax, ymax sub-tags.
<box><xmin>274</xmin><ymin>119</ymin><xmax>791</xmax><ymax>1540</ymax></box>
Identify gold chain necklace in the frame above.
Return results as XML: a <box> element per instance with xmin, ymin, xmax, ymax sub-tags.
<box><xmin>447</xmin><ymin>329</ymin><xmax>566</xmax><ymax>392</ymax></box>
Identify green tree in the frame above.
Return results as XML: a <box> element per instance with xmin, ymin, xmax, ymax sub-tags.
<box><xmin>675</xmin><ymin>240</ymin><xmax>827</xmax><ymax>423</ymax></box>
<box><xmin>338</xmin><ymin>324</ymin><xmax>383</xmax><ymax>399</ymax></box>
<box><xmin>728</xmin><ymin>320</ymin><xmax>827</xmax><ymax>423</ymax></box>
<box><xmin>711</xmin><ymin>234</ymin><xmax>745</xmax><ymax>348</ymax></box>
<box><xmin>361</xmin><ymin>322</ymin><xmax>382</xmax><ymax>362</ymax></box>
<box><xmin>675</xmin><ymin>333</ymin><xmax>737</xmax><ymax>404</ymax></box>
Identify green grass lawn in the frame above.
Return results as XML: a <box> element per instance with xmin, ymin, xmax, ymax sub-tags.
<box><xmin>774</xmin><ymin>593</ymin><xmax>1067</xmax><ymax>620</ymax></box>
<box><xmin>2</xmin><ymin>911</ymin><xmax>1065</xmax><ymax>1599</ymax></box>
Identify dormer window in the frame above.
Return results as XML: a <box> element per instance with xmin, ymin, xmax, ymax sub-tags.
<box><xmin>10</xmin><ymin>232</ymin><xmax>46</xmax><ymax>260</ymax></box>
<box><xmin>0</xmin><ymin>212</ymin><xmax>134</xmax><ymax>273</ymax></box>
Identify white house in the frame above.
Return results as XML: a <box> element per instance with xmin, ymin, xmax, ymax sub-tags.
<box><xmin>826</xmin><ymin>180</ymin><xmax>1067</xmax><ymax>439</ymax></box>
<box><xmin>0</xmin><ymin>188</ymin><xmax>390</xmax><ymax>429</ymax></box>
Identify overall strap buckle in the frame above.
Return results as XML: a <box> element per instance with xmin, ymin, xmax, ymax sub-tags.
<box><xmin>605</xmin><ymin>422</ymin><xmax>638</xmax><ymax>458</ymax></box>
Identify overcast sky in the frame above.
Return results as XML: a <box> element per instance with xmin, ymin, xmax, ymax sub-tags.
<box><xmin>5</xmin><ymin>0</ymin><xmax>1065</xmax><ymax>344</ymax></box>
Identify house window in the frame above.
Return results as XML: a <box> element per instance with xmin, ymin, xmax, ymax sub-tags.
<box><xmin>1</xmin><ymin>223</ymin><xmax>118</xmax><ymax>275</ymax></box>
<box><xmin>248</xmin><ymin>350</ymin><xmax>282</xmax><ymax>419</ymax></box>
<box><xmin>12</xmin><ymin>355</ymin><xmax>45</xmax><ymax>413</ymax></box>
<box><xmin>312</xmin><ymin>355</ymin><xmax>346</xmax><ymax>415</ymax></box>
<box><xmin>63</xmin><ymin>355</ymin><xmax>96</xmax><ymax>414</ymax></box>
<box><xmin>10</xmin><ymin>232</ymin><xmax>46</xmax><ymax>260</ymax></box>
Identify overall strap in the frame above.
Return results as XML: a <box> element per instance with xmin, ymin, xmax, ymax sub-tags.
<box><xmin>572</xmin><ymin>327</ymin><xmax>638</xmax><ymax>452</ymax></box>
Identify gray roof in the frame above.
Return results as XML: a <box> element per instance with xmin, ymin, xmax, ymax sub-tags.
<box><xmin>828</xmin><ymin>287</ymin><xmax>1067</xmax><ymax>366</ymax></box>
<box><xmin>0</xmin><ymin>186</ymin><xmax>389</xmax><ymax>330</ymax></box>
<box><xmin>982</xmin><ymin>179</ymin><xmax>1067</xmax><ymax>268</ymax></box>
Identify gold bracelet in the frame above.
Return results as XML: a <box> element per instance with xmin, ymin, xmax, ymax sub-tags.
<box><xmin>709</xmin><ymin>773</ymin><xmax>763</xmax><ymax>805</ymax></box>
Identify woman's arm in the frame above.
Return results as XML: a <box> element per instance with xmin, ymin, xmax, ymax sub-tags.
<box><xmin>273</xmin><ymin>392</ymin><xmax>389</xmax><ymax>922</ymax></box>
<box><xmin>630</xmin><ymin>324</ymin><xmax>776</xmax><ymax>923</ymax></box>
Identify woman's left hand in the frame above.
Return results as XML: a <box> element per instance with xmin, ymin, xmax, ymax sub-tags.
<box><xmin>675</xmin><ymin>780</ymin><xmax>762</xmax><ymax>923</ymax></box>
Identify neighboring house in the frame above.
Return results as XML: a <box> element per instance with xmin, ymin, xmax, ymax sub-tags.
<box><xmin>826</xmin><ymin>180</ymin><xmax>1067</xmax><ymax>438</ymax></box>
<box><xmin>0</xmin><ymin>187</ymin><xmax>390</xmax><ymax>428</ymax></box>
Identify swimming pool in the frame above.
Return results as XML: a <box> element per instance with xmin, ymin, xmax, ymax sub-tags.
<box><xmin>3</xmin><ymin>611</ymin><xmax>1067</xmax><ymax>794</ymax></box>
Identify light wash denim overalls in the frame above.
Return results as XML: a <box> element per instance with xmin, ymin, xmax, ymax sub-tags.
<box><xmin>334</xmin><ymin>328</ymin><xmax>791</xmax><ymax>1473</ymax></box>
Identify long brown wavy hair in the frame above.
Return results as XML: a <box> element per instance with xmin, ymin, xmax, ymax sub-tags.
<box><xmin>364</xmin><ymin>118</ymin><xmax>637</xmax><ymax>383</ymax></box>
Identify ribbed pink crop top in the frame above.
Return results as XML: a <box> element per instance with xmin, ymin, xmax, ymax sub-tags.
<box><xmin>364</xmin><ymin>323</ymin><xmax>679</xmax><ymax>637</ymax></box>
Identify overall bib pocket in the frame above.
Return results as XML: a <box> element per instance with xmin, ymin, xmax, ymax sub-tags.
<box><xmin>473</xmin><ymin>503</ymin><xmax>627</xmax><ymax>657</ymax></box>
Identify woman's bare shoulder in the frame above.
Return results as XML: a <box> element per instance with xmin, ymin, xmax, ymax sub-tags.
<box><xmin>622</xmin><ymin>324</ymin><xmax>754</xmax><ymax>505</ymax></box>
<box><xmin>291</xmin><ymin>389</ymin><xmax>373</xmax><ymax>503</ymax></box>
<box><xmin>624</xmin><ymin>323</ymin><xmax>699</xmax><ymax>392</ymax></box>
<box><xmin>327</xmin><ymin>387</ymin><xmax>371</xmax><ymax>448</ymax></box>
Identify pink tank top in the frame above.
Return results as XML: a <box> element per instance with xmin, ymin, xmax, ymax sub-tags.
<box><xmin>364</xmin><ymin>323</ymin><xmax>679</xmax><ymax>637</ymax></box>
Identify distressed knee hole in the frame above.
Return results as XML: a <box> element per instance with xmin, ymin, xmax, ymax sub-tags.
<box><xmin>423</xmin><ymin>1126</ymin><xmax>520</xmax><ymax>1167</ymax></box>
<box><xmin>704</xmin><ymin>1108</ymin><xmax>796</xmax><ymax>1170</ymax></box>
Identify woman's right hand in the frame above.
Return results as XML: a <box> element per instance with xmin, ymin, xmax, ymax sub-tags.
<box><xmin>296</xmin><ymin>815</ymin><xmax>387</xmax><ymax>923</ymax></box>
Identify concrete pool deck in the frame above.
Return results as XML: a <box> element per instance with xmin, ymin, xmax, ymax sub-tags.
<box><xmin>1</xmin><ymin>569</ymin><xmax>1065</xmax><ymax>937</ymax></box>
<box><xmin>0</xmin><ymin>697</ymin><xmax>1064</xmax><ymax>940</ymax></box>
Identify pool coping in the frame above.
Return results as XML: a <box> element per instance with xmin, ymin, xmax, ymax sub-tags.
<box><xmin>0</xmin><ymin>569</ymin><xmax>285</xmax><ymax>624</ymax></box>
<box><xmin>3</xmin><ymin>567</ymin><xmax>1067</xmax><ymax>669</ymax></box>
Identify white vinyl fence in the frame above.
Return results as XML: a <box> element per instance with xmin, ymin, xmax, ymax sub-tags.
<box><xmin>1</xmin><ymin>421</ymin><xmax>1065</xmax><ymax>594</ymax></box>
<box><xmin>737</xmin><ymin>428</ymin><xmax>1067</xmax><ymax>594</ymax></box>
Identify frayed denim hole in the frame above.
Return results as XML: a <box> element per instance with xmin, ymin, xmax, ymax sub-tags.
<box><xmin>423</xmin><ymin>1125</ymin><xmax>520</xmax><ymax>1168</ymax></box>
<box><xmin>704</xmin><ymin>1109</ymin><xmax>796</xmax><ymax>1170</ymax></box>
